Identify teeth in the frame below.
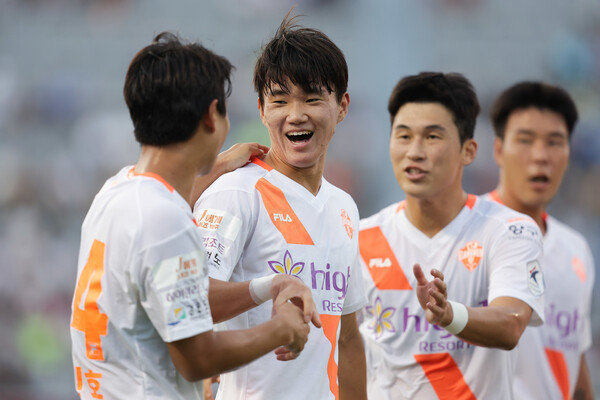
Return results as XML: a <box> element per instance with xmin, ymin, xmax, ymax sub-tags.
<box><xmin>407</xmin><ymin>168</ymin><xmax>422</xmax><ymax>174</ymax></box>
<box><xmin>287</xmin><ymin>131</ymin><xmax>312</xmax><ymax>136</ymax></box>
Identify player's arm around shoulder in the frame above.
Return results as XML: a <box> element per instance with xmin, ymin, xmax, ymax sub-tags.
<box><xmin>338</xmin><ymin>312</ymin><xmax>367</xmax><ymax>400</ymax></box>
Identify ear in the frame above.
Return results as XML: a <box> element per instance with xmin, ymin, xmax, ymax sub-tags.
<box><xmin>336</xmin><ymin>92</ymin><xmax>350</xmax><ymax>123</ymax></box>
<box><xmin>202</xmin><ymin>99</ymin><xmax>220</xmax><ymax>133</ymax></box>
<box><xmin>493</xmin><ymin>137</ymin><xmax>503</xmax><ymax>168</ymax></box>
<box><xmin>257</xmin><ymin>97</ymin><xmax>268</xmax><ymax>127</ymax></box>
<box><xmin>461</xmin><ymin>138</ymin><xmax>478</xmax><ymax>166</ymax></box>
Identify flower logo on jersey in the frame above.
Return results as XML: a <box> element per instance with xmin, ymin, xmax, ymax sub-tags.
<box><xmin>458</xmin><ymin>241</ymin><xmax>483</xmax><ymax>271</ymax></box>
<box><xmin>341</xmin><ymin>209</ymin><xmax>354</xmax><ymax>239</ymax></box>
<box><xmin>365</xmin><ymin>296</ymin><xmax>396</xmax><ymax>339</ymax></box>
<box><xmin>268</xmin><ymin>250</ymin><xmax>305</xmax><ymax>277</ymax></box>
<box><xmin>572</xmin><ymin>256</ymin><xmax>586</xmax><ymax>282</ymax></box>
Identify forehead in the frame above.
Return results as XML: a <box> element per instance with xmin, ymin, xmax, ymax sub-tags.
<box><xmin>264</xmin><ymin>79</ymin><xmax>328</xmax><ymax>97</ymax></box>
<box><xmin>393</xmin><ymin>102</ymin><xmax>456</xmax><ymax>129</ymax></box>
<box><xmin>505</xmin><ymin>107</ymin><xmax>568</xmax><ymax>136</ymax></box>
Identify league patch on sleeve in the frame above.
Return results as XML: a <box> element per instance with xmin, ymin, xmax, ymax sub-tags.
<box><xmin>194</xmin><ymin>208</ymin><xmax>242</xmax><ymax>241</ymax></box>
<box><xmin>526</xmin><ymin>260</ymin><xmax>545</xmax><ymax>296</ymax></box>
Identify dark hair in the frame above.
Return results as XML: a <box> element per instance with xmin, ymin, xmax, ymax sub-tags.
<box><xmin>490</xmin><ymin>81</ymin><xmax>578</xmax><ymax>139</ymax></box>
<box><xmin>387</xmin><ymin>72</ymin><xmax>480</xmax><ymax>144</ymax></box>
<box><xmin>123</xmin><ymin>32</ymin><xmax>233</xmax><ymax>146</ymax></box>
<box><xmin>253</xmin><ymin>11</ymin><xmax>348</xmax><ymax>105</ymax></box>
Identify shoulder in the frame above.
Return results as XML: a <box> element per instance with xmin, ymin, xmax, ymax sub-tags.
<box><xmin>203</xmin><ymin>162</ymin><xmax>268</xmax><ymax>196</ymax></box>
<box><xmin>359</xmin><ymin>202</ymin><xmax>402</xmax><ymax>230</ymax></box>
<box><xmin>546</xmin><ymin>215</ymin><xmax>588</xmax><ymax>245</ymax></box>
<box><xmin>471</xmin><ymin>197</ymin><xmax>543</xmax><ymax>247</ymax></box>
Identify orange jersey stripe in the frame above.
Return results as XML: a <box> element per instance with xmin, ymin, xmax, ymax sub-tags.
<box><xmin>465</xmin><ymin>194</ymin><xmax>476</xmax><ymax>210</ymax></box>
<box><xmin>359</xmin><ymin>227</ymin><xmax>412</xmax><ymax>290</ymax></box>
<box><xmin>414</xmin><ymin>353</ymin><xmax>477</xmax><ymax>400</ymax></box>
<box><xmin>251</xmin><ymin>157</ymin><xmax>273</xmax><ymax>171</ymax></box>
<box><xmin>545</xmin><ymin>348</ymin><xmax>570</xmax><ymax>400</ymax></box>
<box><xmin>255</xmin><ymin>178</ymin><xmax>314</xmax><ymax>245</ymax></box>
<box><xmin>321</xmin><ymin>314</ymin><xmax>342</xmax><ymax>400</ymax></box>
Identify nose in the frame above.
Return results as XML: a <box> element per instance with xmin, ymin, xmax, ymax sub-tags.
<box><xmin>287</xmin><ymin>101</ymin><xmax>308</xmax><ymax>123</ymax></box>
<box><xmin>406</xmin><ymin>137</ymin><xmax>425</xmax><ymax>161</ymax></box>
<box><xmin>531</xmin><ymin>139</ymin><xmax>549</xmax><ymax>164</ymax></box>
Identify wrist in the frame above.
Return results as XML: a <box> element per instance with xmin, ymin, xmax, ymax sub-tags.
<box><xmin>249</xmin><ymin>274</ymin><xmax>276</xmax><ymax>304</ymax></box>
<box><xmin>445</xmin><ymin>301</ymin><xmax>468</xmax><ymax>335</ymax></box>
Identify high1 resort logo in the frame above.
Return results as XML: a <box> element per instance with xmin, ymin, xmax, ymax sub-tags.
<box><xmin>365</xmin><ymin>296</ymin><xmax>396</xmax><ymax>339</ymax></box>
<box><xmin>267</xmin><ymin>250</ymin><xmax>350</xmax><ymax>300</ymax></box>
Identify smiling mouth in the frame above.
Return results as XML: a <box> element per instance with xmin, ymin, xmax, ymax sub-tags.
<box><xmin>286</xmin><ymin>131</ymin><xmax>313</xmax><ymax>143</ymax></box>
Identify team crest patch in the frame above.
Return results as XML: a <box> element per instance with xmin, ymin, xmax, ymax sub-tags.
<box><xmin>458</xmin><ymin>241</ymin><xmax>483</xmax><ymax>271</ymax></box>
<box><xmin>341</xmin><ymin>209</ymin><xmax>354</xmax><ymax>239</ymax></box>
<box><xmin>527</xmin><ymin>260</ymin><xmax>545</xmax><ymax>296</ymax></box>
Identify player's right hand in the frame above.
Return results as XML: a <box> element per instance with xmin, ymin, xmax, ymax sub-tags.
<box><xmin>271</xmin><ymin>274</ymin><xmax>322</xmax><ymax>328</ymax></box>
<box><xmin>272</xmin><ymin>301</ymin><xmax>310</xmax><ymax>361</ymax></box>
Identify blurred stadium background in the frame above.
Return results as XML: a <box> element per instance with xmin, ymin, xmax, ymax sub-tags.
<box><xmin>1</xmin><ymin>0</ymin><xmax>599</xmax><ymax>398</ymax></box>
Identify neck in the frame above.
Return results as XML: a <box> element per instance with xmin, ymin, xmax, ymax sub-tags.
<box><xmin>494</xmin><ymin>186</ymin><xmax>547</xmax><ymax>234</ymax></box>
<box><xmin>263</xmin><ymin>152</ymin><xmax>324</xmax><ymax>196</ymax></box>
<box><xmin>404</xmin><ymin>189</ymin><xmax>469</xmax><ymax>238</ymax></box>
<box><xmin>136</xmin><ymin>143</ymin><xmax>211</xmax><ymax>205</ymax></box>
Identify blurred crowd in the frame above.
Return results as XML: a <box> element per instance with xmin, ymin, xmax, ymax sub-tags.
<box><xmin>1</xmin><ymin>0</ymin><xmax>599</xmax><ymax>398</ymax></box>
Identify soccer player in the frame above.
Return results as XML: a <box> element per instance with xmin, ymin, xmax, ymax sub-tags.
<box><xmin>358</xmin><ymin>72</ymin><xmax>545</xmax><ymax>399</ymax></box>
<box><xmin>193</xmin><ymin>14</ymin><xmax>368</xmax><ymax>400</ymax></box>
<box><xmin>70</xmin><ymin>32</ymin><xmax>316</xmax><ymax>399</ymax></box>
<box><xmin>486</xmin><ymin>81</ymin><xmax>595</xmax><ymax>400</ymax></box>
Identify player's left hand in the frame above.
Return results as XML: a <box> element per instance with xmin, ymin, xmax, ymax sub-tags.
<box><xmin>271</xmin><ymin>274</ymin><xmax>322</xmax><ymax>328</ymax></box>
<box><xmin>413</xmin><ymin>264</ymin><xmax>451</xmax><ymax>326</ymax></box>
<box><xmin>216</xmin><ymin>142</ymin><xmax>270</xmax><ymax>173</ymax></box>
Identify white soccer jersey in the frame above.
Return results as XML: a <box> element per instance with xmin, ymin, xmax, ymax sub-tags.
<box><xmin>485</xmin><ymin>191</ymin><xmax>595</xmax><ymax>400</ymax></box>
<box><xmin>358</xmin><ymin>195</ymin><xmax>545</xmax><ymax>400</ymax></box>
<box><xmin>71</xmin><ymin>166</ymin><xmax>213</xmax><ymax>400</ymax></box>
<box><xmin>193</xmin><ymin>158</ymin><xmax>367</xmax><ymax>400</ymax></box>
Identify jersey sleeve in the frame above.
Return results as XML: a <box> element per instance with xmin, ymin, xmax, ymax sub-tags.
<box><xmin>193</xmin><ymin>188</ymin><xmax>256</xmax><ymax>281</ymax></box>
<box><xmin>137</xmin><ymin>221</ymin><xmax>214</xmax><ymax>343</ymax></box>
<box><xmin>487</xmin><ymin>219</ymin><xmax>545</xmax><ymax>326</ymax></box>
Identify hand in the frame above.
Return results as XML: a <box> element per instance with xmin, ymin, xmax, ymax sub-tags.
<box><xmin>272</xmin><ymin>302</ymin><xmax>310</xmax><ymax>361</ymax></box>
<box><xmin>202</xmin><ymin>376</ymin><xmax>220</xmax><ymax>400</ymax></box>
<box><xmin>270</xmin><ymin>274</ymin><xmax>322</xmax><ymax>328</ymax></box>
<box><xmin>215</xmin><ymin>142</ymin><xmax>269</xmax><ymax>174</ymax></box>
<box><xmin>413</xmin><ymin>264</ymin><xmax>452</xmax><ymax>326</ymax></box>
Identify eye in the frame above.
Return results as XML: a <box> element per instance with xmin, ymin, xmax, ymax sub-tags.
<box><xmin>306</xmin><ymin>98</ymin><xmax>321</xmax><ymax>103</ymax></box>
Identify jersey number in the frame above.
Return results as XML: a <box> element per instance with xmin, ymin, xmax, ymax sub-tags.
<box><xmin>71</xmin><ymin>239</ymin><xmax>108</xmax><ymax>361</ymax></box>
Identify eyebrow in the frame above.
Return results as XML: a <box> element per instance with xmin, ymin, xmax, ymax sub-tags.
<box><xmin>393</xmin><ymin>124</ymin><xmax>447</xmax><ymax>131</ymax></box>
<box><xmin>515</xmin><ymin>129</ymin><xmax>567</xmax><ymax>138</ymax></box>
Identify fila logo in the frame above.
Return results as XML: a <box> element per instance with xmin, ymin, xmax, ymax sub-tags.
<box><xmin>273</xmin><ymin>213</ymin><xmax>292</xmax><ymax>222</ymax></box>
<box><xmin>369</xmin><ymin>257</ymin><xmax>392</xmax><ymax>268</ymax></box>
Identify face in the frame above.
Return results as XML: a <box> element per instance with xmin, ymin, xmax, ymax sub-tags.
<box><xmin>494</xmin><ymin>107</ymin><xmax>570</xmax><ymax>210</ymax></box>
<box><xmin>390</xmin><ymin>102</ymin><xmax>476</xmax><ymax>200</ymax></box>
<box><xmin>258</xmin><ymin>81</ymin><xmax>349</xmax><ymax>172</ymax></box>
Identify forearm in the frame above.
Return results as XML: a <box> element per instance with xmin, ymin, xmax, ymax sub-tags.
<box><xmin>168</xmin><ymin>318</ymin><xmax>289</xmax><ymax>381</ymax></box>
<box><xmin>453</xmin><ymin>297</ymin><xmax>531</xmax><ymax>350</ymax></box>
<box><xmin>338</xmin><ymin>313</ymin><xmax>367</xmax><ymax>400</ymax></box>
<box><xmin>190</xmin><ymin>163</ymin><xmax>226</xmax><ymax>206</ymax></box>
<box><xmin>208</xmin><ymin>278</ymin><xmax>256</xmax><ymax>323</ymax></box>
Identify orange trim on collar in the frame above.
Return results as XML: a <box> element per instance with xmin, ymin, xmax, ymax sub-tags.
<box><xmin>251</xmin><ymin>157</ymin><xmax>273</xmax><ymax>171</ymax></box>
<box><xmin>465</xmin><ymin>194</ymin><xmax>477</xmax><ymax>210</ymax></box>
<box><xmin>489</xmin><ymin>190</ymin><xmax>547</xmax><ymax>222</ymax></box>
<box><xmin>128</xmin><ymin>166</ymin><xmax>174</xmax><ymax>193</ymax></box>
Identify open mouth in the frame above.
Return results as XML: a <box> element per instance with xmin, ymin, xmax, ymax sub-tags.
<box><xmin>530</xmin><ymin>175</ymin><xmax>549</xmax><ymax>183</ymax></box>
<box><xmin>286</xmin><ymin>131</ymin><xmax>314</xmax><ymax>143</ymax></box>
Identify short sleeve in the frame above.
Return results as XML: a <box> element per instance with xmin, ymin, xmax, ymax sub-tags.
<box><xmin>138</xmin><ymin>225</ymin><xmax>214</xmax><ymax>343</ymax></box>
<box><xmin>579</xmin><ymin>241</ymin><xmax>595</xmax><ymax>353</ymax></box>
<box><xmin>488</xmin><ymin>219</ymin><xmax>545</xmax><ymax>326</ymax></box>
<box><xmin>342</xmin><ymin>244</ymin><xmax>368</xmax><ymax>315</ymax></box>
